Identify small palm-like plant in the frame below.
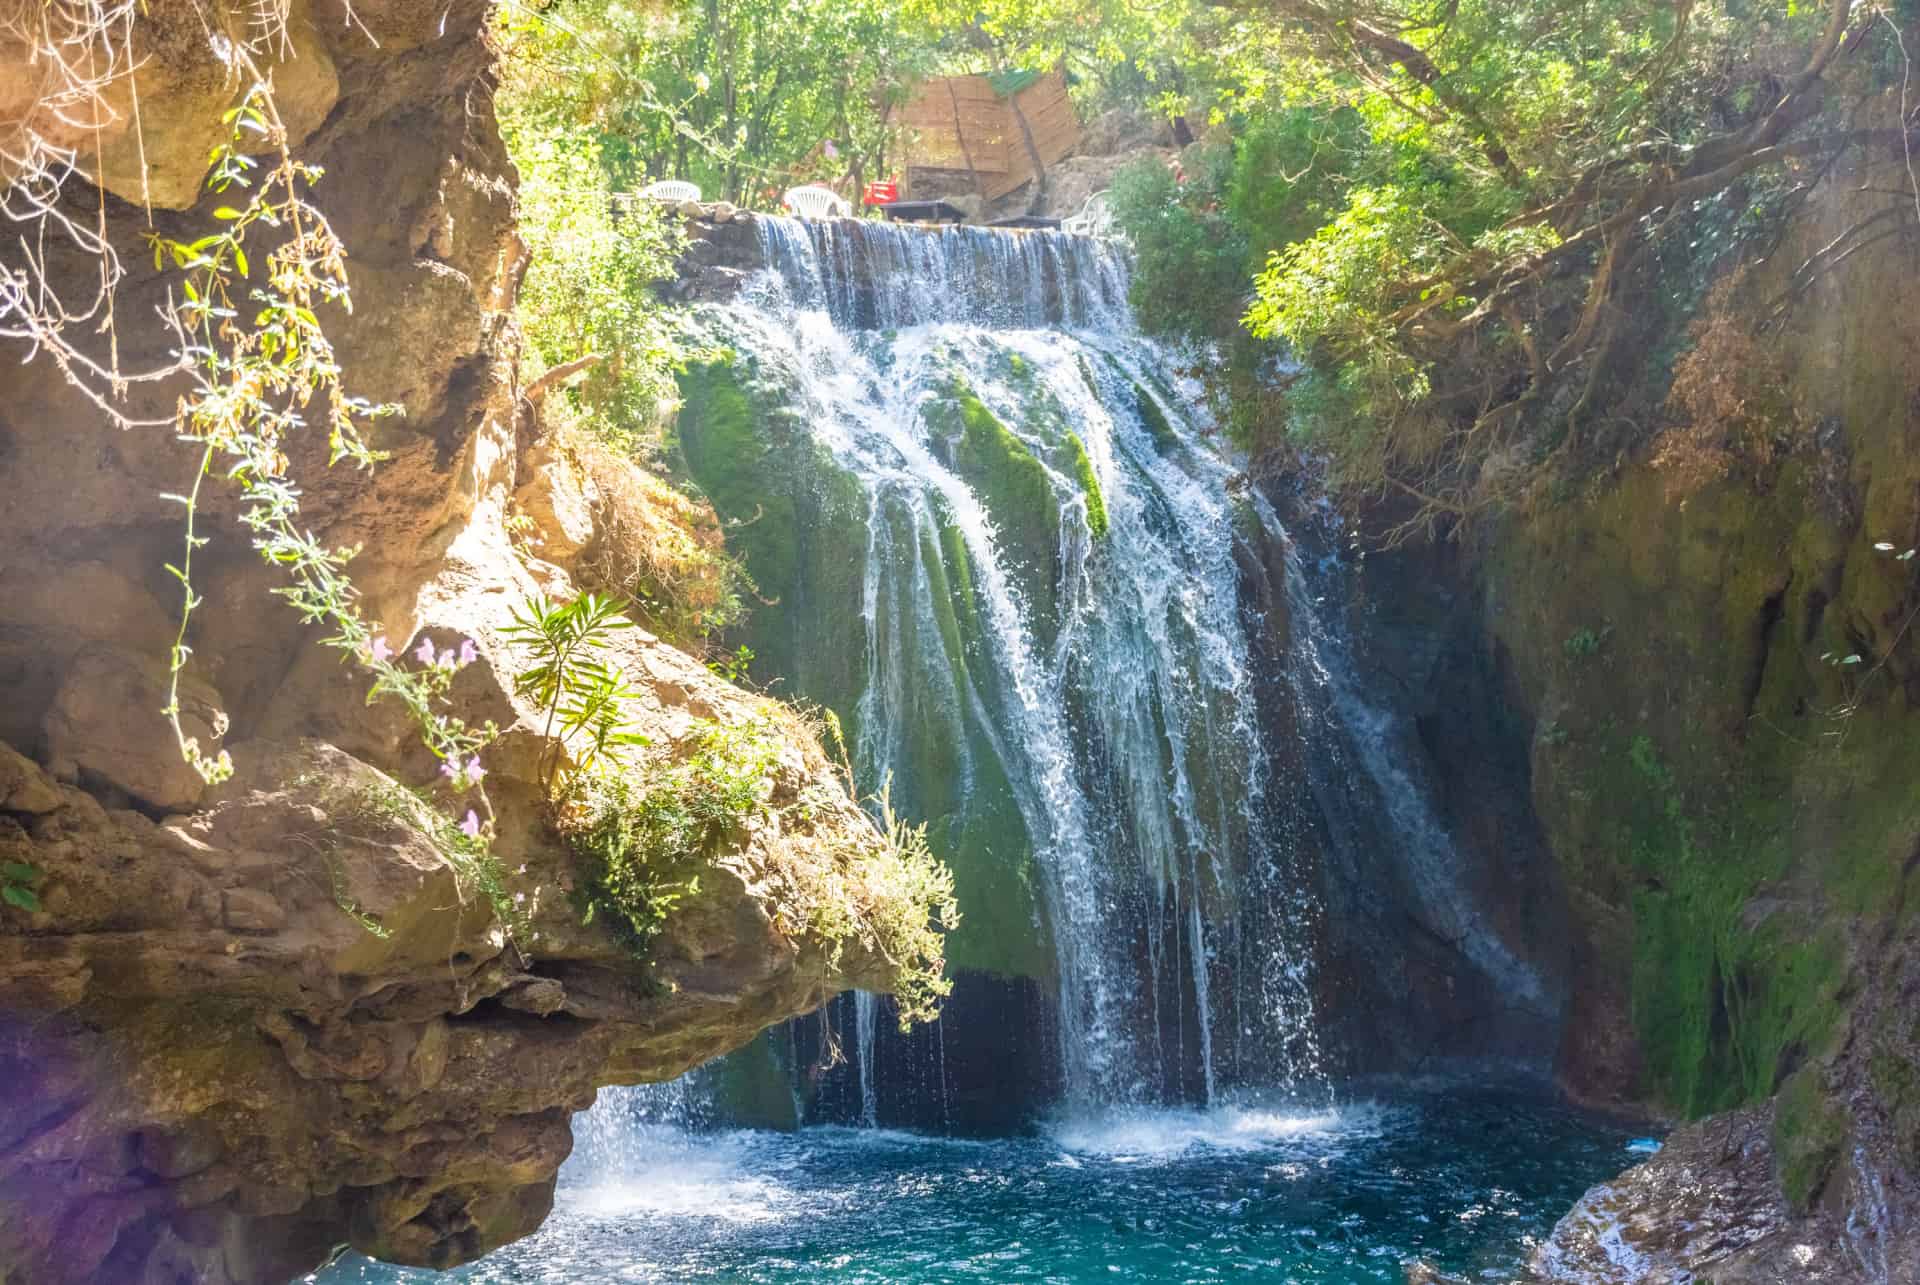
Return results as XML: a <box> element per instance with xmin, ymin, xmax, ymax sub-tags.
<box><xmin>503</xmin><ymin>592</ymin><xmax>649</xmax><ymax>794</ymax></box>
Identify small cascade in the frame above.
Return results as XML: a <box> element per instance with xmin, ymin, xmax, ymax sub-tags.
<box><xmin>854</xmin><ymin>991</ymin><xmax>880</xmax><ymax>1129</ymax></box>
<box><xmin>1260</xmin><ymin>496</ymin><xmax>1553</xmax><ymax>1018</ymax></box>
<box><xmin>567</xmin><ymin>1077</ymin><xmax>715</xmax><ymax>1189</ymax></box>
<box><xmin>681</xmin><ymin>216</ymin><xmax>1328</xmax><ymax>1118</ymax></box>
<box><xmin>751</xmin><ymin>217</ymin><xmax>1130</xmax><ymax>332</ymax></box>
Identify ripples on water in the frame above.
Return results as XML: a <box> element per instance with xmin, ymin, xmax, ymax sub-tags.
<box><xmin>316</xmin><ymin>1087</ymin><xmax>1634</xmax><ymax>1284</ymax></box>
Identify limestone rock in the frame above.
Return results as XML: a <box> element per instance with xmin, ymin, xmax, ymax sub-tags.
<box><xmin>0</xmin><ymin>4</ymin><xmax>929</xmax><ymax>1283</ymax></box>
<box><xmin>0</xmin><ymin>743</ymin><xmax>63</xmax><ymax>814</ymax></box>
<box><xmin>0</xmin><ymin>0</ymin><xmax>342</xmax><ymax>209</ymax></box>
<box><xmin>220</xmin><ymin>887</ymin><xmax>286</xmax><ymax>934</ymax></box>
<box><xmin>512</xmin><ymin>442</ymin><xmax>599</xmax><ymax>564</ymax></box>
<box><xmin>42</xmin><ymin>645</ymin><xmax>226</xmax><ymax>812</ymax></box>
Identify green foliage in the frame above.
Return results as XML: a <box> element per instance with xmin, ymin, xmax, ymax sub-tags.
<box><xmin>1107</xmin><ymin>151</ymin><xmax>1249</xmax><ymax>345</ymax></box>
<box><xmin>708</xmin><ymin>644</ymin><xmax>757</xmax><ymax>685</ymax></box>
<box><xmin>2</xmin><ymin>861</ymin><xmax>41</xmax><ymax>914</ymax></box>
<box><xmin>1563</xmin><ymin>627</ymin><xmax>1605</xmax><ymax>659</ymax></box>
<box><xmin>505</xmin><ymin>115</ymin><xmax>689</xmax><ymax>450</ymax></box>
<box><xmin>499</xmin><ymin>0</ymin><xmax>940</xmax><ymax>210</ymax></box>
<box><xmin>860</xmin><ymin>785</ymin><xmax>961</xmax><ymax>1028</ymax></box>
<box><xmin>503</xmin><ymin>592</ymin><xmax>650</xmax><ymax>795</ymax></box>
<box><xmin>948</xmin><ymin>0</ymin><xmax>1892</xmax><ymax>524</ymax></box>
<box><xmin>1226</xmin><ymin>107</ymin><xmax>1365</xmax><ymax>257</ymax></box>
<box><xmin>566</xmin><ymin>721</ymin><xmax>777</xmax><ymax>954</ymax></box>
<box><xmin>1246</xmin><ymin>185</ymin><xmax>1446</xmax><ymax>412</ymax></box>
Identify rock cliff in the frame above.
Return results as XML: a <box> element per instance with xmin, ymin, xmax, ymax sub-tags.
<box><xmin>1335</xmin><ymin>137</ymin><xmax>1920</xmax><ymax>1279</ymax></box>
<box><xmin>0</xmin><ymin>4</ymin><xmax>925</xmax><ymax>1281</ymax></box>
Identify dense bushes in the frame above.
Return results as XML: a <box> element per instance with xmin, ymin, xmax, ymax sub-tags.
<box><xmin>1107</xmin><ymin>147</ymin><xmax>1247</xmax><ymax>344</ymax></box>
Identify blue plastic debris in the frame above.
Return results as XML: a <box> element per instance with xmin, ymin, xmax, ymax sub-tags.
<box><xmin>1625</xmin><ymin>1138</ymin><xmax>1662</xmax><ymax>1155</ymax></box>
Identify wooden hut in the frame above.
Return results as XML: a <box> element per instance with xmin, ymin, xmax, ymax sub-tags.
<box><xmin>897</xmin><ymin>69</ymin><xmax>1081</xmax><ymax>205</ymax></box>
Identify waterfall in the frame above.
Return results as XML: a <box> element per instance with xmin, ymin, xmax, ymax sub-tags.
<box><xmin>568</xmin><ymin>1079</ymin><xmax>714</xmax><ymax>1189</ymax></box>
<box><xmin>1262</xmin><ymin>496</ymin><xmax>1554</xmax><ymax>1017</ymax></box>
<box><xmin>680</xmin><ymin>216</ymin><xmax>1326</xmax><ymax>1116</ymax></box>
<box><xmin>854</xmin><ymin>991</ymin><xmax>880</xmax><ymax>1129</ymax></box>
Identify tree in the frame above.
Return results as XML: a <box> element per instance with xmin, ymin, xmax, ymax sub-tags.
<box><xmin>1227</xmin><ymin>0</ymin><xmax>1917</xmax><ymax>538</ymax></box>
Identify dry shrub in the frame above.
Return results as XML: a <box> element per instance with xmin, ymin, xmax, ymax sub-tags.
<box><xmin>557</xmin><ymin>424</ymin><xmax>750</xmax><ymax>646</ymax></box>
<box><xmin>1653</xmin><ymin>268</ymin><xmax>1815</xmax><ymax>501</ymax></box>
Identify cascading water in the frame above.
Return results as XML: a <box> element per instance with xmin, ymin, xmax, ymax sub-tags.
<box><xmin>853</xmin><ymin>991</ymin><xmax>880</xmax><ymax>1129</ymax></box>
<box><xmin>678</xmin><ymin>216</ymin><xmax>1327</xmax><ymax>1114</ymax></box>
<box><xmin>1262</xmin><ymin>494</ymin><xmax>1555</xmax><ymax>1020</ymax></box>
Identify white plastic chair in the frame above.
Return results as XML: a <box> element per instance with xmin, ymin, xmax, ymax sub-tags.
<box><xmin>784</xmin><ymin>185</ymin><xmax>852</xmax><ymax>219</ymax></box>
<box><xmin>1062</xmin><ymin>191</ymin><xmax>1113</xmax><ymax>237</ymax></box>
<box><xmin>638</xmin><ymin>179</ymin><xmax>703</xmax><ymax>202</ymax></box>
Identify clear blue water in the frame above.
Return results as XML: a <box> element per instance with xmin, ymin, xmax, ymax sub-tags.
<box><xmin>315</xmin><ymin>1086</ymin><xmax>1638</xmax><ymax>1284</ymax></box>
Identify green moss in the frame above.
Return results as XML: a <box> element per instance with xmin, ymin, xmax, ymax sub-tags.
<box><xmin>1609</xmin><ymin>735</ymin><xmax>1845</xmax><ymax>1114</ymax></box>
<box><xmin>1774</xmin><ymin>1067</ymin><xmax>1848</xmax><ymax>1211</ymax></box>
<box><xmin>938</xmin><ymin>517</ymin><xmax>982</xmax><ymax>656</ymax></box>
<box><xmin>930</xmin><ymin>381</ymin><xmax>1061</xmax><ymax>640</ymax></box>
<box><xmin>880</xmin><ymin>510</ymin><xmax>1048</xmax><ymax>979</ymax></box>
<box><xmin>676</xmin><ymin>355</ymin><xmax>870</xmax><ymax>727</ymax></box>
<box><xmin>1133</xmin><ymin>381</ymin><xmax>1179</xmax><ymax>451</ymax></box>
<box><xmin>1058</xmin><ymin>432</ymin><xmax>1109</xmax><ymax>538</ymax></box>
<box><xmin>678</xmin><ymin>360</ymin><xmax>800</xmax><ymax>596</ymax></box>
<box><xmin>1075</xmin><ymin>354</ymin><xmax>1102</xmax><ymax>401</ymax></box>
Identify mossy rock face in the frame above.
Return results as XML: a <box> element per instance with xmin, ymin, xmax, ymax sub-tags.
<box><xmin>1132</xmin><ymin>380</ymin><xmax>1180</xmax><ymax>452</ymax></box>
<box><xmin>1485</xmin><ymin>347</ymin><xmax>1920</xmax><ymax>1119</ymax></box>
<box><xmin>677</xmin><ymin>355</ymin><xmax>870</xmax><ymax>728</ymax></box>
<box><xmin>678</xmin><ymin>358</ymin><xmax>1051</xmax><ymax>981</ymax></box>
<box><xmin>1058</xmin><ymin>432</ymin><xmax>1108</xmax><ymax>538</ymax></box>
<box><xmin>862</xmin><ymin>497</ymin><xmax>1049</xmax><ymax>979</ymax></box>
<box><xmin>1774</xmin><ymin>1067</ymin><xmax>1849</xmax><ymax>1212</ymax></box>
<box><xmin>925</xmin><ymin>380</ymin><xmax>1063</xmax><ymax>644</ymax></box>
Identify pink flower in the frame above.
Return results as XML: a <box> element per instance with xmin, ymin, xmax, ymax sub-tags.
<box><xmin>440</xmin><ymin>758</ymin><xmax>459</xmax><ymax>781</ymax></box>
<box><xmin>365</xmin><ymin>635</ymin><xmax>393</xmax><ymax>663</ymax></box>
<box><xmin>458</xmin><ymin>638</ymin><xmax>479</xmax><ymax>668</ymax></box>
<box><xmin>460</xmin><ymin>810</ymin><xmax>482</xmax><ymax>839</ymax></box>
<box><xmin>414</xmin><ymin>637</ymin><xmax>438</xmax><ymax>667</ymax></box>
<box><xmin>464</xmin><ymin>756</ymin><xmax>486</xmax><ymax>786</ymax></box>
